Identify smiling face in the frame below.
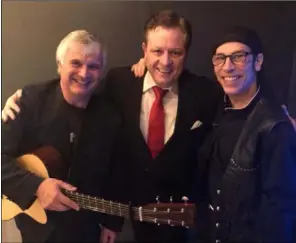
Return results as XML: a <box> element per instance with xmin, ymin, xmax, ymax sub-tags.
<box><xmin>58</xmin><ymin>42</ymin><xmax>103</xmax><ymax>102</ymax></box>
<box><xmin>213</xmin><ymin>42</ymin><xmax>263</xmax><ymax>97</ymax></box>
<box><xmin>142</xmin><ymin>26</ymin><xmax>186</xmax><ymax>88</ymax></box>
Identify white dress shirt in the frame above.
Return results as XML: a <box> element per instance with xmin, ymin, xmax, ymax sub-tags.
<box><xmin>140</xmin><ymin>72</ymin><xmax>178</xmax><ymax>144</ymax></box>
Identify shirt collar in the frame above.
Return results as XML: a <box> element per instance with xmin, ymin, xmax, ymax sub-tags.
<box><xmin>224</xmin><ymin>86</ymin><xmax>260</xmax><ymax>111</ymax></box>
<box><xmin>143</xmin><ymin>71</ymin><xmax>178</xmax><ymax>95</ymax></box>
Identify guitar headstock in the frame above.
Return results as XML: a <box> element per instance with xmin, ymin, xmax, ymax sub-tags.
<box><xmin>139</xmin><ymin>197</ymin><xmax>195</xmax><ymax>228</ymax></box>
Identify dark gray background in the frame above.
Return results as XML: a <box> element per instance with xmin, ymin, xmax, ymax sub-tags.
<box><xmin>2</xmin><ymin>1</ymin><xmax>296</xmax><ymax>106</ymax></box>
<box><xmin>2</xmin><ymin>1</ymin><xmax>296</xmax><ymax>241</ymax></box>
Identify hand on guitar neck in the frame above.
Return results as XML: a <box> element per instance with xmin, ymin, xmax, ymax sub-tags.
<box><xmin>36</xmin><ymin>178</ymin><xmax>79</xmax><ymax>211</ymax></box>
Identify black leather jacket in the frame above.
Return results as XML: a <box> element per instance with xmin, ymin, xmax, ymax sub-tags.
<box><xmin>199</xmin><ymin>98</ymin><xmax>296</xmax><ymax>243</ymax></box>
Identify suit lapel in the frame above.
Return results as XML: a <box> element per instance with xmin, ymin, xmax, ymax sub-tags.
<box><xmin>126</xmin><ymin>70</ymin><xmax>197</xmax><ymax>158</ymax></box>
<box><xmin>169</xmin><ymin>71</ymin><xmax>197</xmax><ymax>140</ymax></box>
<box><xmin>125</xmin><ymin>73</ymin><xmax>152</xmax><ymax>157</ymax></box>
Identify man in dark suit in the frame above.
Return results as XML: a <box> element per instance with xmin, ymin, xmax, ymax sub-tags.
<box><xmin>102</xmin><ymin>10</ymin><xmax>222</xmax><ymax>243</ymax></box>
<box><xmin>1</xmin><ymin>30</ymin><xmax>123</xmax><ymax>243</ymax></box>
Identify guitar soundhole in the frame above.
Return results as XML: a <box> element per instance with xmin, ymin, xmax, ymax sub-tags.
<box><xmin>33</xmin><ymin>146</ymin><xmax>69</xmax><ymax>179</ymax></box>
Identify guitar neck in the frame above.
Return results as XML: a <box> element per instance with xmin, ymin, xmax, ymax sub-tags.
<box><xmin>12</xmin><ymin>146</ymin><xmax>194</xmax><ymax>227</ymax></box>
<box><xmin>64</xmin><ymin>190</ymin><xmax>142</xmax><ymax>221</ymax></box>
<box><xmin>63</xmin><ymin>190</ymin><xmax>190</xmax><ymax>226</ymax></box>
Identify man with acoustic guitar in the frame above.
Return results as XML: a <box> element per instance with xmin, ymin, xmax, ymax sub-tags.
<box><xmin>1</xmin><ymin>30</ymin><xmax>125</xmax><ymax>243</ymax></box>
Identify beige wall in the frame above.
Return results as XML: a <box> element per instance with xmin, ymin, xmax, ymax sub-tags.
<box><xmin>2</xmin><ymin>219</ymin><xmax>22</xmax><ymax>243</ymax></box>
<box><xmin>2</xmin><ymin>1</ymin><xmax>296</xmax><ymax>105</ymax></box>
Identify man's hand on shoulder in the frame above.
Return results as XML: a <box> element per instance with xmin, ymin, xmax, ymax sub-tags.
<box><xmin>130</xmin><ymin>58</ymin><xmax>145</xmax><ymax>77</ymax></box>
<box><xmin>2</xmin><ymin>89</ymin><xmax>22</xmax><ymax>122</ymax></box>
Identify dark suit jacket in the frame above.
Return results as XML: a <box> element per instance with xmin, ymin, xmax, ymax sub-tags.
<box><xmin>104</xmin><ymin>67</ymin><xmax>223</xmax><ymax>206</ymax></box>
<box><xmin>1</xmin><ymin>79</ymin><xmax>123</xmax><ymax>242</ymax></box>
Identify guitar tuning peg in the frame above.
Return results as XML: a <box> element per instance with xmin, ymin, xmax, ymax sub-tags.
<box><xmin>182</xmin><ymin>196</ymin><xmax>189</xmax><ymax>205</ymax></box>
<box><xmin>157</xmin><ymin>223</ymin><xmax>160</xmax><ymax>226</ymax></box>
<box><xmin>156</xmin><ymin>196</ymin><xmax>160</xmax><ymax>203</ymax></box>
<box><xmin>170</xmin><ymin>196</ymin><xmax>173</xmax><ymax>202</ymax></box>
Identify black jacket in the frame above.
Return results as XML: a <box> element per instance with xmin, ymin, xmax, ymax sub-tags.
<box><xmin>104</xmin><ymin>67</ymin><xmax>222</xmax><ymax>205</ymax></box>
<box><xmin>1</xmin><ymin>79</ymin><xmax>123</xmax><ymax>242</ymax></box>
<box><xmin>199</xmin><ymin>97</ymin><xmax>296</xmax><ymax>243</ymax></box>
<box><xmin>102</xmin><ymin>66</ymin><xmax>222</xmax><ymax>242</ymax></box>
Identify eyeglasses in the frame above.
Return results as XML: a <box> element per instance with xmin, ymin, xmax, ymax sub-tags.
<box><xmin>212</xmin><ymin>51</ymin><xmax>253</xmax><ymax>66</ymax></box>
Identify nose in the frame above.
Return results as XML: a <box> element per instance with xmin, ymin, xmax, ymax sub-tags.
<box><xmin>78</xmin><ymin>65</ymin><xmax>90</xmax><ymax>78</ymax></box>
<box><xmin>160</xmin><ymin>52</ymin><xmax>172</xmax><ymax>66</ymax></box>
<box><xmin>222</xmin><ymin>57</ymin><xmax>235</xmax><ymax>72</ymax></box>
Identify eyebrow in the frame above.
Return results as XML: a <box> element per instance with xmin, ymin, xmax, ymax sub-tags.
<box><xmin>215</xmin><ymin>50</ymin><xmax>250</xmax><ymax>55</ymax></box>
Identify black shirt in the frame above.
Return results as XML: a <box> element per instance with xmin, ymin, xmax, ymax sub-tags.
<box><xmin>60</xmin><ymin>99</ymin><xmax>85</xmax><ymax>168</ymax></box>
<box><xmin>1</xmin><ymin>80</ymin><xmax>86</xmax><ymax>206</ymax></box>
<box><xmin>201</xmin><ymin>90</ymin><xmax>261</xmax><ymax>241</ymax></box>
<box><xmin>208</xmin><ymin>90</ymin><xmax>260</xmax><ymax>199</ymax></box>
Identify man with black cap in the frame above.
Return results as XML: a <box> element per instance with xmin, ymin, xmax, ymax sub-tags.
<box><xmin>195</xmin><ymin>26</ymin><xmax>296</xmax><ymax>243</ymax></box>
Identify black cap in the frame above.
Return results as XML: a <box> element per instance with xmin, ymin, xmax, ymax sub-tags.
<box><xmin>212</xmin><ymin>26</ymin><xmax>263</xmax><ymax>55</ymax></box>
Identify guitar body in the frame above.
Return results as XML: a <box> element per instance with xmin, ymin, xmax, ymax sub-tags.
<box><xmin>2</xmin><ymin>147</ymin><xmax>61</xmax><ymax>224</ymax></box>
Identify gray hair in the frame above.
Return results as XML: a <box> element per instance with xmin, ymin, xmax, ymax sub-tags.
<box><xmin>56</xmin><ymin>30</ymin><xmax>106</xmax><ymax>69</ymax></box>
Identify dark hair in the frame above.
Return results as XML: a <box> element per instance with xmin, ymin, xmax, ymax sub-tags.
<box><xmin>212</xmin><ymin>26</ymin><xmax>263</xmax><ymax>56</ymax></box>
<box><xmin>143</xmin><ymin>10</ymin><xmax>192</xmax><ymax>51</ymax></box>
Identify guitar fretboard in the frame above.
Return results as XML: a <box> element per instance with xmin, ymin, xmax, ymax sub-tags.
<box><xmin>63</xmin><ymin>190</ymin><xmax>192</xmax><ymax>227</ymax></box>
<box><xmin>64</xmin><ymin>190</ymin><xmax>141</xmax><ymax>221</ymax></box>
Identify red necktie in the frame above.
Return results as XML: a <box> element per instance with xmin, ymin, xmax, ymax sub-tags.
<box><xmin>147</xmin><ymin>86</ymin><xmax>168</xmax><ymax>158</ymax></box>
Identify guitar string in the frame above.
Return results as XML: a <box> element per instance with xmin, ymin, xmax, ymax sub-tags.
<box><xmin>69</xmin><ymin>200</ymin><xmax>191</xmax><ymax>226</ymax></box>
<box><xmin>65</xmin><ymin>191</ymin><xmax>192</xmax><ymax>225</ymax></box>
<box><xmin>65</xmin><ymin>191</ymin><xmax>190</xmax><ymax>213</ymax></box>
<box><xmin>67</xmin><ymin>191</ymin><xmax>191</xmax><ymax>211</ymax></box>
<box><xmin>67</xmin><ymin>193</ymin><xmax>130</xmax><ymax>214</ymax></box>
<box><xmin>73</xmin><ymin>199</ymin><xmax>188</xmax><ymax>216</ymax></box>
<box><xmin>79</xmin><ymin>203</ymin><xmax>189</xmax><ymax>226</ymax></box>
<box><xmin>69</xmin><ymin>196</ymin><xmax>170</xmax><ymax>215</ymax></box>
<box><xmin>66</xmin><ymin>192</ymin><xmax>190</xmax><ymax>214</ymax></box>
<box><xmin>69</xmin><ymin>197</ymin><xmax>190</xmax><ymax>213</ymax></box>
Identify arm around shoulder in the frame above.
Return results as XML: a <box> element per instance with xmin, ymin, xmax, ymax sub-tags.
<box><xmin>1</xmin><ymin>86</ymin><xmax>44</xmax><ymax>208</ymax></box>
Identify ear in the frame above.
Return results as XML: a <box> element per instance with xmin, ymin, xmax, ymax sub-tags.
<box><xmin>57</xmin><ymin>61</ymin><xmax>62</xmax><ymax>75</ymax></box>
<box><xmin>254</xmin><ymin>53</ymin><xmax>264</xmax><ymax>71</ymax></box>
<box><xmin>142</xmin><ymin>42</ymin><xmax>147</xmax><ymax>56</ymax></box>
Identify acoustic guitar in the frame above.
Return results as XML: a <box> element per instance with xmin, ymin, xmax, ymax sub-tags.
<box><xmin>2</xmin><ymin>146</ymin><xmax>195</xmax><ymax>228</ymax></box>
